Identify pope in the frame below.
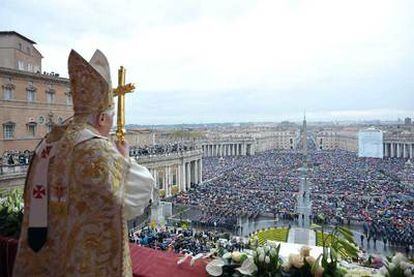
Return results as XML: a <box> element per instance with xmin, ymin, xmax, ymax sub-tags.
<box><xmin>13</xmin><ymin>50</ymin><xmax>156</xmax><ymax>276</ymax></box>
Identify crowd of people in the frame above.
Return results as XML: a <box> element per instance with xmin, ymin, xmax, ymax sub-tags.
<box><xmin>173</xmin><ymin>150</ymin><xmax>302</xmax><ymax>228</ymax></box>
<box><xmin>309</xmin><ymin>150</ymin><xmax>414</xmax><ymax>247</ymax></box>
<box><xmin>171</xmin><ymin>149</ymin><xmax>414</xmax><ymax>247</ymax></box>
<box><xmin>0</xmin><ymin>150</ymin><xmax>33</xmax><ymax>166</ymax></box>
<box><xmin>130</xmin><ymin>226</ymin><xmax>244</xmax><ymax>255</ymax></box>
<box><xmin>129</xmin><ymin>143</ymin><xmax>196</xmax><ymax>157</ymax></box>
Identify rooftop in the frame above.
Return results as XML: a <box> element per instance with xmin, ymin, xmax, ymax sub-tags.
<box><xmin>0</xmin><ymin>31</ymin><xmax>36</xmax><ymax>44</ymax></box>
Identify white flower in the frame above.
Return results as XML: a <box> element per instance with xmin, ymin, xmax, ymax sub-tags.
<box><xmin>236</xmin><ymin>257</ymin><xmax>258</xmax><ymax>276</ymax></box>
<box><xmin>404</xmin><ymin>268</ymin><xmax>413</xmax><ymax>277</ymax></box>
<box><xmin>289</xmin><ymin>254</ymin><xmax>304</xmax><ymax>269</ymax></box>
<box><xmin>259</xmin><ymin>254</ymin><xmax>265</xmax><ymax>262</ymax></box>
<box><xmin>270</xmin><ymin>248</ymin><xmax>277</xmax><ymax>257</ymax></box>
<box><xmin>401</xmin><ymin>261</ymin><xmax>409</xmax><ymax>270</ymax></box>
<box><xmin>265</xmin><ymin>256</ymin><xmax>270</xmax><ymax>264</ymax></box>
<box><xmin>206</xmin><ymin>258</ymin><xmax>225</xmax><ymax>277</ymax></box>
<box><xmin>232</xmin><ymin>251</ymin><xmax>242</xmax><ymax>263</ymax></box>
<box><xmin>392</xmin><ymin>253</ymin><xmax>407</xmax><ymax>266</ymax></box>
<box><xmin>300</xmin><ymin>246</ymin><xmax>311</xmax><ymax>257</ymax></box>
<box><xmin>265</xmin><ymin>245</ymin><xmax>271</xmax><ymax>253</ymax></box>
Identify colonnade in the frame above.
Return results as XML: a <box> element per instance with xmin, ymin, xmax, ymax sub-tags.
<box><xmin>383</xmin><ymin>142</ymin><xmax>414</xmax><ymax>159</ymax></box>
<box><xmin>202</xmin><ymin>143</ymin><xmax>252</xmax><ymax>157</ymax></box>
<box><xmin>147</xmin><ymin>158</ymin><xmax>202</xmax><ymax>198</ymax></box>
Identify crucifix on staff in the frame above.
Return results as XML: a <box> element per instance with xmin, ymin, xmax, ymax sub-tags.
<box><xmin>113</xmin><ymin>66</ymin><xmax>135</xmax><ymax>142</ymax></box>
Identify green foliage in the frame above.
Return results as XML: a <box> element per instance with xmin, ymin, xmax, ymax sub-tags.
<box><xmin>0</xmin><ymin>188</ymin><xmax>24</xmax><ymax>238</ymax></box>
<box><xmin>315</xmin><ymin>226</ymin><xmax>359</xmax><ymax>277</ymax></box>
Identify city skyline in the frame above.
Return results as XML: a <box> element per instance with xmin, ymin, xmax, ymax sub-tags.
<box><xmin>1</xmin><ymin>0</ymin><xmax>414</xmax><ymax>124</ymax></box>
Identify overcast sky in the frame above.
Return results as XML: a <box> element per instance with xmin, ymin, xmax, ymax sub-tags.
<box><xmin>1</xmin><ymin>0</ymin><xmax>413</xmax><ymax>124</ymax></box>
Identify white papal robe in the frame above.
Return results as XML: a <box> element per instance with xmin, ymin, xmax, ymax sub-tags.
<box><xmin>13</xmin><ymin>122</ymin><xmax>155</xmax><ymax>277</ymax></box>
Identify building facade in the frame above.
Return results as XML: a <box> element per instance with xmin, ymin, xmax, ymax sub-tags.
<box><xmin>316</xmin><ymin>128</ymin><xmax>358</xmax><ymax>152</ymax></box>
<box><xmin>0</xmin><ymin>32</ymin><xmax>72</xmax><ymax>155</ymax></box>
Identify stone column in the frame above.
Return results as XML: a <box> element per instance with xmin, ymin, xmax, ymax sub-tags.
<box><xmin>194</xmin><ymin>160</ymin><xmax>199</xmax><ymax>184</ymax></box>
<box><xmin>397</xmin><ymin>143</ymin><xmax>401</xmax><ymax>158</ymax></box>
<box><xmin>410</xmin><ymin>144</ymin><xmax>413</xmax><ymax>159</ymax></box>
<box><xmin>186</xmin><ymin>162</ymin><xmax>191</xmax><ymax>190</ymax></box>
<box><xmin>177</xmin><ymin>164</ymin><xmax>182</xmax><ymax>192</ymax></box>
<box><xmin>153</xmin><ymin>169</ymin><xmax>158</xmax><ymax>189</ymax></box>
<box><xmin>390</xmin><ymin>143</ymin><xmax>394</xmax><ymax>157</ymax></box>
<box><xmin>198</xmin><ymin>159</ymin><xmax>203</xmax><ymax>183</ymax></box>
<box><xmin>164</xmin><ymin>167</ymin><xmax>168</xmax><ymax>196</ymax></box>
<box><xmin>403</xmin><ymin>144</ymin><xmax>407</xmax><ymax>158</ymax></box>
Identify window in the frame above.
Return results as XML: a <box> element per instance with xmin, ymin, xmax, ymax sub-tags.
<box><xmin>27</xmin><ymin>81</ymin><xmax>36</xmax><ymax>102</ymax></box>
<box><xmin>18</xmin><ymin>61</ymin><xmax>24</xmax><ymax>70</ymax></box>
<box><xmin>27</xmin><ymin>90</ymin><xmax>36</xmax><ymax>102</ymax></box>
<box><xmin>46</xmin><ymin>92</ymin><xmax>54</xmax><ymax>103</ymax></box>
<box><xmin>34</xmin><ymin>66</ymin><xmax>40</xmax><ymax>73</ymax></box>
<box><xmin>3</xmin><ymin>123</ymin><xmax>15</xmax><ymax>139</ymax></box>
<box><xmin>66</xmin><ymin>93</ymin><xmax>72</xmax><ymax>105</ymax></box>
<box><xmin>28</xmin><ymin>63</ymin><xmax>33</xmax><ymax>72</ymax></box>
<box><xmin>3</xmin><ymin>87</ymin><xmax>13</xmax><ymax>100</ymax></box>
<box><xmin>27</xmin><ymin>123</ymin><xmax>36</xmax><ymax>137</ymax></box>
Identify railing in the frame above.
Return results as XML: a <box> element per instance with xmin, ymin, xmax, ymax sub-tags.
<box><xmin>0</xmin><ymin>165</ymin><xmax>29</xmax><ymax>176</ymax></box>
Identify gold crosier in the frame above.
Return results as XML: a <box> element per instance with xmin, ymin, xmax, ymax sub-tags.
<box><xmin>113</xmin><ymin>66</ymin><xmax>135</xmax><ymax>142</ymax></box>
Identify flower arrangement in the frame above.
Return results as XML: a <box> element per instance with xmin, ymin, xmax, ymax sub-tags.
<box><xmin>281</xmin><ymin>246</ymin><xmax>325</xmax><ymax>277</ymax></box>
<box><xmin>379</xmin><ymin>253</ymin><xmax>414</xmax><ymax>277</ymax></box>
<box><xmin>253</xmin><ymin>243</ymin><xmax>282</xmax><ymax>276</ymax></box>
<box><xmin>0</xmin><ymin>188</ymin><xmax>24</xmax><ymax>238</ymax></box>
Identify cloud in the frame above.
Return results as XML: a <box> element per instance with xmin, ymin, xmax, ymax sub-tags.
<box><xmin>1</xmin><ymin>0</ymin><xmax>413</xmax><ymax>124</ymax></box>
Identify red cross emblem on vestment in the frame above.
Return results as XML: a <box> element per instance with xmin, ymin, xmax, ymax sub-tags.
<box><xmin>33</xmin><ymin>185</ymin><xmax>46</xmax><ymax>199</ymax></box>
<box><xmin>41</xmin><ymin>146</ymin><xmax>52</xmax><ymax>159</ymax></box>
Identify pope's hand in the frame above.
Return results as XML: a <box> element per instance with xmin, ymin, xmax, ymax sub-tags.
<box><xmin>115</xmin><ymin>140</ymin><xmax>130</xmax><ymax>158</ymax></box>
